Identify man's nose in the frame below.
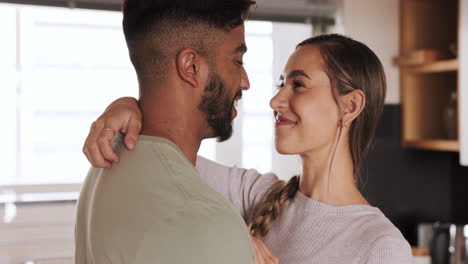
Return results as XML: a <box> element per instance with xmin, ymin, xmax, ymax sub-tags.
<box><xmin>240</xmin><ymin>67</ymin><xmax>250</xmax><ymax>90</ymax></box>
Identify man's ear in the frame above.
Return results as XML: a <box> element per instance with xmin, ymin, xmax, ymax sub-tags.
<box><xmin>176</xmin><ymin>48</ymin><xmax>202</xmax><ymax>88</ymax></box>
<box><xmin>341</xmin><ymin>89</ymin><xmax>366</xmax><ymax>127</ymax></box>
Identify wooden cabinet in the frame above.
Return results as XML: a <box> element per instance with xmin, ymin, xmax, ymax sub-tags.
<box><xmin>399</xmin><ymin>0</ymin><xmax>467</xmax><ymax>166</ymax></box>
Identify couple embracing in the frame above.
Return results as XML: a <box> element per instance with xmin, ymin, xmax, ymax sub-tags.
<box><xmin>75</xmin><ymin>0</ymin><xmax>412</xmax><ymax>263</ymax></box>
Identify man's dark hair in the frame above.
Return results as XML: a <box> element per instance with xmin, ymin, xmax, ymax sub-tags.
<box><xmin>122</xmin><ymin>0</ymin><xmax>256</xmax><ymax>92</ymax></box>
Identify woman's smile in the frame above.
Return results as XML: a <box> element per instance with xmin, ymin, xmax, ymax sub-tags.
<box><xmin>274</xmin><ymin>111</ymin><xmax>297</xmax><ymax>127</ymax></box>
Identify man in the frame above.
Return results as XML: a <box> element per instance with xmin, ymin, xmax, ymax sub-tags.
<box><xmin>75</xmin><ymin>0</ymin><xmax>257</xmax><ymax>263</ymax></box>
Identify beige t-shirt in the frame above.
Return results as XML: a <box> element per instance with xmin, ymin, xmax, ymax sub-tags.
<box><xmin>75</xmin><ymin>135</ymin><xmax>254</xmax><ymax>264</ymax></box>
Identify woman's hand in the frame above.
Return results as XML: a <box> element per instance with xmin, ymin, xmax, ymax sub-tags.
<box><xmin>252</xmin><ymin>236</ymin><xmax>279</xmax><ymax>264</ymax></box>
<box><xmin>83</xmin><ymin>97</ymin><xmax>142</xmax><ymax>168</ymax></box>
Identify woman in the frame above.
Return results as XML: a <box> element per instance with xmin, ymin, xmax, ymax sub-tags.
<box><xmin>83</xmin><ymin>34</ymin><xmax>412</xmax><ymax>263</ymax></box>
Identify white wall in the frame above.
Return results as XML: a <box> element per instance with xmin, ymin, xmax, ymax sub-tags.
<box><xmin>342</xmin><ymin>0</ymin><xmax>400</xmax><ymax>104</ymax></box>
<box><xmin>460</xmin><ymin>0</ymin><xmax>468</xmax><ymax>166</ymax></box>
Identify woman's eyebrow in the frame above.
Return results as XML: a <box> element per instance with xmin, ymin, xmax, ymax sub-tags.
<box><xmin>287</xmin><ymin>70</ymin><xmax>311</xmax><ymax>80</ymax></box>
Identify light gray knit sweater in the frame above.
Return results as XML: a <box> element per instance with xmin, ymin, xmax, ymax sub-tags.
<box><xmin>195</xmin><ymin>156</ymin><xmax>412</xmax><ymax>264</ymax></box>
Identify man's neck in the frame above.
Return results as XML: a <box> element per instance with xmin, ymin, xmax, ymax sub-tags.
<box><xmin>140</xmin><ymin>127</ymin><xmax>201</xmax><ymax>166</ymax></box>
<box><xmin>138</xmin><ymin>93</ymin><xmax>203</xmax><ymax>166</ymax></box>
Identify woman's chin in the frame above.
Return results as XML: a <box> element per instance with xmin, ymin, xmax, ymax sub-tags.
<box><xmin>275</xmin><ymin>144</ymin><xmax>298</xmax><ymax>155</ymax></box>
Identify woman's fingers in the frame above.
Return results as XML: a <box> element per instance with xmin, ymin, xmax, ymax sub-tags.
<box><xmin>83</xmin><ymin>120</ymin><xmax>110</xmax><ymax>168</ymax></box>
<box><xmin>123</xmin><ymin>114</ymin><xmax>142</xmax><ymax>150</ymax></box>
<box><xmin>88</xmin><ymin>141</ymin><xmax>112</xmax><ymax>169</ymax></box>
<box><xmin>83</xmin><ymin>116</ymin><xmax>120</xmax><ymax>167</ymax></box>
<box><xmin>97</xmin><ymin>128</ymin><xmax>120</xmax><ymax>163</ymax></box>
<box><xmin>83</xmin><ymin>122</ymin><xmax>107</xmax><ymax>168</ymax></box>
<box><xmin>82</xmin><ymin>96</ymin><xmax>142</xmax><ymax>167</ymax></box>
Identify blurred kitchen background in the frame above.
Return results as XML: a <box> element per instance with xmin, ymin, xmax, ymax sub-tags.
<box><xmin>0</xmin><ymin>0</ymin><xmax>467</xmax><ymax>263</ymax></box>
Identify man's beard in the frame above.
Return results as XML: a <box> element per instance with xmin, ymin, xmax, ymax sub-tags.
<box><xmin>198</xmin><ymin>71</ymin><xmax>240</xmax><ymax>142</ymax></box>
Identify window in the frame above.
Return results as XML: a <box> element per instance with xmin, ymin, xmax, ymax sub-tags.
<box><xmin>0</xmin><ymin>3</ymin><xmax>312</xmax><ymax>187</ymax></box>
<box><xmin>0</xmin><ymin>6</ymin><xmax>17</xmax><ymax>186</ymax></box>
<box><xmin>241</xmin><ymin>22</ymin><xmax>274</xmax><ymax>173</ymax></box>
<box><xmin>1</xmin><ymin>5</ymin><xmax>137</xmax><ymax>185</ymax></box>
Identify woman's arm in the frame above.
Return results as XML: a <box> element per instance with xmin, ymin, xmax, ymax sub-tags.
<box><xmin>196</xmin><ymin>156</ymin><xmax>278</xmax><ymax>221</ymax></box>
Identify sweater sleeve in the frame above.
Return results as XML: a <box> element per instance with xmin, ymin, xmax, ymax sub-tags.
<box><xmin>195</xmin><ymin>155</ymin><xmax>279</xmax><ymax>222</ymax></box>
<box><xmin>365</xmin><ymin>235</ymin><xmax>413</xmax><ymax>264</ymax></box>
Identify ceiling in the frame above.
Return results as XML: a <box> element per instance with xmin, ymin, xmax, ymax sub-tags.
<box><xmin>0</xmin><ymin>0</ymin><xmax>339</xmax><ymax>24</ymax></box>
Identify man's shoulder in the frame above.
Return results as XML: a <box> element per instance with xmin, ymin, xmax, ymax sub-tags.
<box><xmin>79</xmin><ymin>137</ymin><xmax>195</xmax><ymax>211</ymax></box>
<box><xmin>112</xmin><ymin>135</ymin><xmax>193</xmax><ymax>173</ymax></box>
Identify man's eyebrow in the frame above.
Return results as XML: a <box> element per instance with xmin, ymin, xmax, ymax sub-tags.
<box><xmin>234</xmin><ymin>43</ymin><xmax>248</xmax><ymax>54</ymax></box>
<box><xmin>287</xmin><ymin>70</ymin><xmax>311</xmax><ymax>80</ymax></box>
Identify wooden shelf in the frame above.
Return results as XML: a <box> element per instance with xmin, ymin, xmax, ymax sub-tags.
<box><xmin>402</xmin><ymin>59</ymin><xmax>459</xmax><ymax>74</ymax></box>
<box><xmin>399</xmin><ymin>0</ymin><xmax>463</xmax><ymax>157</ymax></box>
<box><xmin>404</xmin><ymin>139</ymin><xmax>460</xmax><ymax>152</ymax></box>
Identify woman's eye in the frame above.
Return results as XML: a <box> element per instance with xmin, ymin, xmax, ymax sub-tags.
<box><xmin>236</xmin><ymin>60</ymin><xmax>244</xmax><ymax>66</ymax></box>
<box><xmin>293</xmin><ymin>81</ymin><xmax>304</xmax><ymax>89</ymax></box>
<box><xmin>276</xmin><ymin>81</ymin><xmax>284</xmax><ymax>89</ymax></box>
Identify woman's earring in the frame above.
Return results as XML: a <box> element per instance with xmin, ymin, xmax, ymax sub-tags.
<box><xmin>338</xmin><ymin>120</ymin><xmax>349</xmax><ymax>128</ymax></box>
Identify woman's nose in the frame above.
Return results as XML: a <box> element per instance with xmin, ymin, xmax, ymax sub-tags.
<box><xmin>270</xmin><ymin>89</ymin><xmax>287</xmax><ymax>111</ymax></box>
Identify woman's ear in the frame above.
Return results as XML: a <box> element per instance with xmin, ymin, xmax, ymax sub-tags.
<box><xmin>176</xmin><ymin>48</ymin><xmax>201</xmax><ymax>88</ymax></box>
<box><xmin>341</xmin><ymin>89</ymin><xmax>366</xmax><ymax>127</ymax></box>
